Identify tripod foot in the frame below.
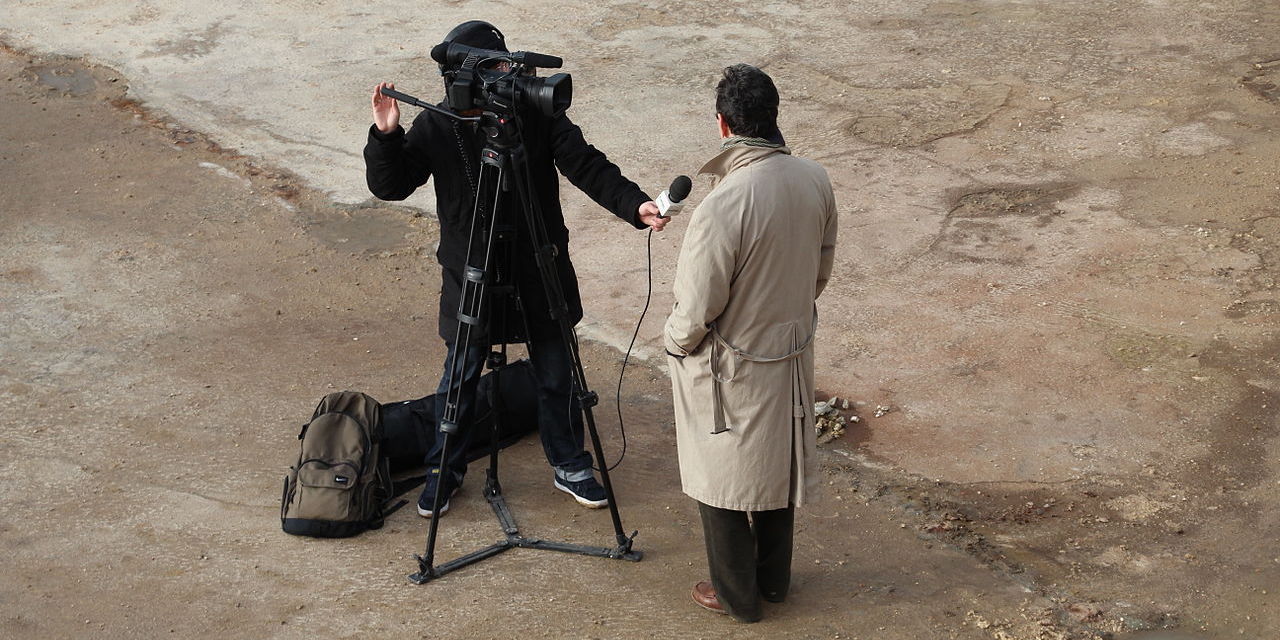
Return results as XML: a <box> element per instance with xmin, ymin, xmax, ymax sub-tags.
<box><xmin>410</xmin><ymin>554</ymin><xmax>436</xmax><ymax>584</ymax></box>
<box><xmin>615</xmin><ymin>549</ymin><xmax>644</xmax><ymax>562</ymax></box>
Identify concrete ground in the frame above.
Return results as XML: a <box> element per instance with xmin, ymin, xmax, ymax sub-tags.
<box><xmin>2</xmin><ymin>1</ymin><xmax>1278</xmax><ymax>638</ymax></box>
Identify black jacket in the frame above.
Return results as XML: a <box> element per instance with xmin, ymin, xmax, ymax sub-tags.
<box><xmin>364</xmin><ymin>103</ymin><xmax>650</xmax><ymax>344</ymax></box>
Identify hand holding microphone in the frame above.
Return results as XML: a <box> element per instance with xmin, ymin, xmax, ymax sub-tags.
<box><xmin>638</xmin><ymin>175</ymin><xmax>692</xmax><ymax>231</ymax></box>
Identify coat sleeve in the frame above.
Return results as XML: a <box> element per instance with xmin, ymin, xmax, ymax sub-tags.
<box><xmin>815</xmin><ymin>175</ymin><xmax>838</xmax><ymax>299</ymax></box>
<box><xmin>363</xmin><ymin>113</ymin><xmax>434</xmax><ymax>201</ymax></box>
<box><xmin>664</xmin><ymin>187</ymin><xmax>741</xmax><ymax>357</ymax></box>
<box><xmin>550</xmin><ymin>113</ymin><xmax>650</xmax><ymax>229</ymax></box>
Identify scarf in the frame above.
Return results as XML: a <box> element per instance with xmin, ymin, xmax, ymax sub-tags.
<box><xmin>720</xmin><ymin>134</ymin><xmax>785</xmax><ymax>151</ymax></box>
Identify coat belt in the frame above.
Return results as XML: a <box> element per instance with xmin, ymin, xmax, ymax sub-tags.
<box><xmin>708</xmin><ymin>311</ymin><xmax>818</xmax><ymax>434</ymax></box>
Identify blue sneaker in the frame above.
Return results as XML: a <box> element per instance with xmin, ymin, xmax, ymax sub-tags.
<box><xmin>417</xmin><ymin>470</ymin><xmax>460</xmax><ymax>518</ymax></box>
<box><xmin>554</xmin><ymin>474</ymin><xmax>608</xmax><ymax>508</ymax></box>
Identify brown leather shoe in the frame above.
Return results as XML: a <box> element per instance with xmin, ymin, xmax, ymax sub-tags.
<box><xmin>692</xmin><ymin>581</ymin><xmax>726</xmax><ymax>615</ymax></box>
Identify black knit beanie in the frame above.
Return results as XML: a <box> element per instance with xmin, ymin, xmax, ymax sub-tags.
<box><xmin>443</xmin><ymin>20</ymin><xmax>508</xmax><ymax>53</ymax></box>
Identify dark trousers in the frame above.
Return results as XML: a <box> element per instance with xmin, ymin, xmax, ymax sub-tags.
<box><xmin>426</xmin><ymin>334</ymin><xmax>593</xmax><ymax>481</ymax></box>
<box><xmin>697</xmin><ymin>501</ymin><xmax>795</xmax><ymax>622</ymax></box>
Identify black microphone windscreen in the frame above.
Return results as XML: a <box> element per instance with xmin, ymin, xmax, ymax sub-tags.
<box><xmin>430</xmin><ymin>42</ymin><xmax>450</xmax><ymax>65</ymax></box>
<box><xmin>669</xmin><ymin>175</ymin><xmax>693</xmax><ymax>202</ymax></box>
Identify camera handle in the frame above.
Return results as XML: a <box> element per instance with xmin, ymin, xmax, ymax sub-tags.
<box><xmin>410</xmin><ymin>110</ymin><xmax>642</xmax><ymax>585</ymax></box>
<box><xmin>379</xmin><ymin>87</ymin><xmax>481</xmax><ymax>123</ymax></box>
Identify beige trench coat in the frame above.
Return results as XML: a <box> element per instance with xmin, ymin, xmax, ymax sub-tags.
<box><xmin>664</xmin><ymin>144</ymin><xmax>837</xmax><ymax>511</ymax></box>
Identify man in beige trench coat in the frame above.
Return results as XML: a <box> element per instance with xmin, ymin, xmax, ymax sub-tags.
<box><xmin>664</xmin><ymin>63</ymin><xmax>837</xmax><ymax>622</ymax></box>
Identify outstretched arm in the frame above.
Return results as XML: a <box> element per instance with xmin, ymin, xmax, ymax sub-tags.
<box><xmin>550</xmin><ymin>113</ymin><xmax>665</xmax><ymax>230</ymax></box>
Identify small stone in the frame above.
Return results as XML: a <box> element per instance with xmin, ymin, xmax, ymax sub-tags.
<box><xmin>1066</xmin><ymin>603</ymin><xmax>1103</xmax><ymax>622</ymax></box>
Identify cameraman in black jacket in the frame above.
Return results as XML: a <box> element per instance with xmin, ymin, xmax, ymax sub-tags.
<box><xmin>363</xmin><ymin>21</ymin><xmax>667</xmax><ymax>517</ymax></box>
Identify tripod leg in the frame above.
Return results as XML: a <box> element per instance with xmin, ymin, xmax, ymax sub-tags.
<box><xmin>581</xmin><ymin>399</ymin><xmax>632</xmax><ymax>549</ymax></box>
<box><xmin>416</xmin><ymin>158</ymin><xmax>507</xmax><ymax>578</ymax></box>
<box><xmin>505</xmin><ymin>145</ymin><xmax>637</xmax><ymax>553</ymax></box>
<box><xmin>484</xmin><ymin>354</ymin><xmax>503</xmax><ymax>499</ymax></box>
<box><xmin>484</xmin><ymin>231</ymin><xmax>516</xmax><ymax>501</ymax></box>
<box><xmin>419</xmin><ymin>428</ymin><xmax>452</xmax><ymax>571</ymax></box>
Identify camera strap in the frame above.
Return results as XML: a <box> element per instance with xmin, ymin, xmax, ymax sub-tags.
<box><xmin>450</xmin><ymin>120</ymin><xmax>478</xmax><ymax>202</ymax></box>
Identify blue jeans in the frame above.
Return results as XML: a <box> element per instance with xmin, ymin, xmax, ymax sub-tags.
<box><xmin>426</xmin><ymin>334</ymin><xmax>594</xmax><ymax>481</ymax></box>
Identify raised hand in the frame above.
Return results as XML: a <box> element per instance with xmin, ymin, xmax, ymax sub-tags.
<box><xmin>372</xmin><ymin>81</ymin><xmax>400</xmax><ymax>134</ymax></box>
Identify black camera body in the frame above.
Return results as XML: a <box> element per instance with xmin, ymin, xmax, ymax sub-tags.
<box><xmin>432</xmin><ymin>42</ymin><xmax>573</xmax><ymax>117</ymax></box>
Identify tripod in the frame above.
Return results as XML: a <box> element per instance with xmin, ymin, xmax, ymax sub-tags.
<box><xmin>397</xmin><ymin>96</ymin><xmax>643</xmax><ymax>584</ymax></box>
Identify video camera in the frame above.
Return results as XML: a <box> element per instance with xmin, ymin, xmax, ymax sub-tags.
<box><xmin>431</xmin><ymin>41</ymin><xmax>572</xmax><ymax>117</ymax></box>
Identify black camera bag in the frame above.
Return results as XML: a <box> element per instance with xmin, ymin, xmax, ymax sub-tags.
<box><xmin>381</xmin><ymin>358</ymin><xmax>540</xmax><ymax>473</ymax></box>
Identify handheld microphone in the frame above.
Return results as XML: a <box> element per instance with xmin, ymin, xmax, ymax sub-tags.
<box><xmin>656</xmin><ymin>175</ymin><xmax>692</xmax><ymax>218</ymax></box>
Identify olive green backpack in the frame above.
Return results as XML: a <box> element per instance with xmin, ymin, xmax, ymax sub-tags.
<box><xmin>281</xmin><ymin>391</ymin><xmax>395</xmax><ymax>538</ymax></box>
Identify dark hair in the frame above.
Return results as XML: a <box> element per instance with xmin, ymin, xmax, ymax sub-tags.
<box><xmin>715</xmin><ymin>64</ymin><xmax>779</xmax><ymax>139</ymax></box>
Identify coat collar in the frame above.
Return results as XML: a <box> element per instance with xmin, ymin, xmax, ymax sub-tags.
<box><xmin>697</xmin><ymin>144</ymin><xmax>792</xmax><ymax>180</ymax></box>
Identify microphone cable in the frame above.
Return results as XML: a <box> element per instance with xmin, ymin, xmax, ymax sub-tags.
<box><xmin>596</xmin><ymin>227</ymin><xmax>655</xmax><ymax>473</ymax></box>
